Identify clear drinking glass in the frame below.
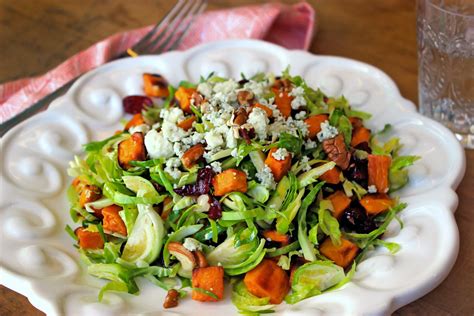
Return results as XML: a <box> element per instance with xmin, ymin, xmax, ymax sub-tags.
<box><xmin>417</xmin><ymin>0</ymin><xmax>474</xmax><ymax>148</ymax></box>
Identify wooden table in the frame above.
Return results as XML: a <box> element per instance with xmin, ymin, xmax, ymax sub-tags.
<box><xmin>0</xmin><ymin>0</ymin><xmax>472</xmax><ymax>314</ymax></box>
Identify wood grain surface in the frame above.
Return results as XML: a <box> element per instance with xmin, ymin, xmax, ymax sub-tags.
<box><xmin>0</xmin><ymin>0</ymin><xmax>473</xmax><ymax>315</ymax></box>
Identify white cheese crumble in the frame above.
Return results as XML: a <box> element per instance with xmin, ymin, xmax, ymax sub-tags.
<box><xmin>183</xmin><ymin>238</ymin><xmax>202</xmax><ymax>252</ymax></box>
<box><xmin>212</xmin><ymin>79</ymin><xmax>239</xmax><ymax>103</ymax></box>
<box><xmin>289</xmin><ymin>86</ymin><xmax>307</xmax><ymax>109</ymax></box>
<box><xmin>205</xmin><ymin>130</ymin><xmax>224</xmax><ymax>149</ymax></box>
<box><xmin>295</xmin><ymin>111</ymin><xmax>307</xmax><ymax>120</ymax></box>
<box><xmin>272</xmin><ymin>148</ymin><xmax>289</xmax><ymax>161</ymax></box>
<box><xmin>256</xmin><ymin>164</ymin><xmax>276</xmax><ymax>190</ymax></box>
<box><xmin>304</xmin><ymin>139</ymin><xmax>317</xmax><ymax>150</ymax></box>
<box><xmin>368</xmin><ymin>185</ymin><xmax>377</xmax><ymax>193</ymax></box>
<box><xmin>162</xmin><ymin>120</ymin><xmax>188</xmax><ymax>143</ymax></box>
<box><xmin>164</xmin><ymin>157</ymin><xmax>182</xmax><ymax>179</ymax></box>
<box><xmin>300</xmin><ymin>155</ymin><xmax>312</xmax><ymax>172</ymax></box>
<box><xmin>144</xmin><ymin>129</ymin><xmax>174</xmax><ymax>159</ymax></box>
<box><xmin>210</xmin><ymin>161</ymin><xmax>222</xmax><ymax>173</ymax></box>
<box><xmin>243</xmin><ymin>80</ymin><xmax>267</xmax><ymax>97</ymax></box>
<box><xmin>197</xmin><ymin>82</ymin><xmax>213</xmax><ymax>99</ymax></box>
<box><xmin>247</xmin><ymin>107</ymin><xmax>269</xmax><ymax>140</ymax></box>
<box><xmin>317</xmin><ymin>120</ymin><xmax>339</xmax><ymax>142</ymax></box>
<box><xmin>160</xmin><ymin>107</ymin><xmax>184</xmax><ymax>123</ymax></box>
<box><xmin>128</xmin><ymin>124</ymin><xmax>150</xmax><ymax>135</ymax></box>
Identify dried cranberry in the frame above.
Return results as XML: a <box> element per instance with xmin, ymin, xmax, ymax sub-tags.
<box><xmin>323</xmin><ymin>96</ymin><xmax>329</xmax><ymax>103</ymax></box>
<box><xmin>123</xmin><ymin>95</ymin><xmax>153</xmax><ymax>114</ymax></box>
<box><xmin>238</xmin><ymin>79</ymin><xmax>249</xmax><ymax>85</ymax></box>
<box><xmin>341</xmin><ymin>203</ymin><xmax>376</xmax><ymax>234</ymax></box>
<box><xmin>354</xmin><ymin>142</ymin><xmax>372</xmax><ymax>154</ymax></box>
<box><xmin>345</xmin><ymin>157</ymin><xmax>368</xmax><ymax>188</ymax></box>
<box><xmin>208</xmin><ymin>195</ymin><xmax>222</xmax><ymax>220</ymax></box>
<box><xmin>174</xmin><ymin>167</ymin><xmax>215</xmax><ymax>196</ymax></box>
<box><xmin>239</xmin><ymin>127</ymin><xmax>255</xmax><ymax>144</ymax></box>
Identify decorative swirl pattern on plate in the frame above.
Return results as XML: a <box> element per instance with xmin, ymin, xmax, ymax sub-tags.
<box><xmin>1</xmin><ymin>201</ymin><xmax>57</xmax><ymax>240</ymax></box>
<box><xmin>10</xmin><ymin>245</ymin><xmax>79</xmax><ymax>280</ymax></box>
<box><xmin>74</xmin><ymin>86</ymin><xmax>124</xmax><ymax>125</ymax></box>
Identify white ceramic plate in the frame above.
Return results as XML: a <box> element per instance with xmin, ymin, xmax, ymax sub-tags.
<box><xmin>0</xmin><ymin>40</ymin><xmax>466</xmax><ymax>316</ymax></box>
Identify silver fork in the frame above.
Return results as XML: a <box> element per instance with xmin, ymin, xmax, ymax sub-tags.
<box><xmin>0</xmin><ymin>0</ymin><xmax>207</xmax><ymax>136</ymax></box>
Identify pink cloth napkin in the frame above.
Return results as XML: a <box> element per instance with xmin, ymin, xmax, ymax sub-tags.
<box><xmin>0</xmin><ymin>2</ymin><xmax>315</xmax><ymax>123</ymax></box>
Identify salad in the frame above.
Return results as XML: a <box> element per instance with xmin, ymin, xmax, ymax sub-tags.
<box><xmin>67</xmin><ymin>68</ymin><xmax>419</xmax><ymax>313</ymax></box>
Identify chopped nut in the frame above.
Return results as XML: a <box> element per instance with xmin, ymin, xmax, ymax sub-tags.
<box><xmin>191</xmin><ymin>91</ymin><xmax>204</xmax><ymax>106</ymax></box>
<box><xmin>237</xmin><ymin>90</ymin><xmax>254</xmax><ymax>105</ymax></box>
<box><xmin>322</xmin><ymin>134</ymin><xmax>351</xmax><ymax>170</ymax></box>
<box><xmin>233</xmin><ymin>107</ymin><xmax>248</xmax><ymax>125</ymax></box>
<box><xmin>163</xmin><ymin>289</ymin><xmax>179</xmax><ymax>308</ymax></box>
<box><xmin>273</xmin><ymin>78</ymin><xmax>292</xmax><ymax>91</ymax></box>
<box><xmin>194</xmin><ymin>250</ymin><xmax>209</xmax><ymax>268</ymax></box>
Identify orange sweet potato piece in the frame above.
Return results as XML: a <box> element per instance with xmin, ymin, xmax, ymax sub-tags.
<box><xmin>79</xmin><ymin>185</ymin><xmax>101</xmax><ymax>207</ymax></box>
<box><xmin>263</xmin><ymin>230</ymin><xmax>290</xmax><ymax>246</ymax></box>
<box><xmin>265</xmin><ymin>148</ymin><xmax>292</xmax><ymax>182</ymax></box>
<box><xmin>118</xmin><ymin>132</ymin><xmax>146</xmax><ymax>170</ymax></box>
<box><xmin>177</xmin><ymin>115</ymin><xmax>196</xmax><ymax>131</ymax></box>
<box><xmin>192</xmin><ymin>266</ymin><xmax>225</xmax><ymax>302</ymax></box>
<box><xmin>304</xmin><ymin>114</ymin><xmax>329</xmax><ymax>139</ymax></box>
<box><xmin>212</xmin><ymin>169</ymin><xmax>248</xmax><ymax>196</ymax></box>
<box><xmin>349</xmin><ymin>117</ymin><xmax>363</xmax><ymax>128</ymax></box>
<box><xmin>125</xmin><ymin>113</ymin><xmax>145</xmax><ymax>131</ymax></box>
<box><xmin>320</xmin><ymin>237</ymin><xmax>359</xmax><ymax>268</ymax></box>
<box><xmin>368</xmin><ymin>154</ymin><xmax>392</xmax><ymax>193</ymax></box>
<box><xmin>360</xmin><ymin>193</ymin><xmax>394</xmax><ymax>215</ymax></box>
<box><xmin>253</xmin><ymin>103</ymin><xmax>273</xmax><ymax>117</ymax></box>
<box><xmin>327</xmin><ymin>190</ymin><xmax>351</xmax><ymax>220</ymax></box>
<box><xmin>272</xmin><ymin>87</ymin><xmax>292</xmax><ymax>118</ymax></box>
<box><xmin>102</xmin><ymin>205</ymin><xmax>127</xmax><ymax>236</ymax></box>
<box><xmin>76</xmin><ymin>227</ymin><xmax>104</xmax><ymax>249</ymax></box>
<box><xmin>244</xmin><ymin>259</ymin><xmax>290</xmax><ymax>304</ymax></box>
<box><xmin>175</xmin><ymin>86</ymin><xmax>196</xmax><ymax>113</ymax></box>
<box><xmin>181</xmin><ymin>144</ymin><xmax>205</xmax><ymax>169</ymax></box>
<box><xmin>319</xmin><ymin>166</ymin><xmax>341</xmax><ymax>184</ymax></box>
<box><xmin>143</xmin><ymin>73</ymin><xmax>169</xmax><ymax>98</ymax></box>
<box><xmin>351</xmin><ymin>127</ymin><xmax>371</xmax><ymax>147</ymax></box>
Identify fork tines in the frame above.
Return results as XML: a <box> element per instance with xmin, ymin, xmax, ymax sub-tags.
<box><xmin>132</xmin><ymin>0</ymin><xmax>208</xmax><ymax>55</ymax></box>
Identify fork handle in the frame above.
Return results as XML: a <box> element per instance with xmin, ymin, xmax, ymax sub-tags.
<box><xmin>0</xmin><ymin>79</ymin><xmax>77</xmax><ymax>137</ymax></box>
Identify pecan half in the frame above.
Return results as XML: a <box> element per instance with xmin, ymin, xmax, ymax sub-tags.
<box><xmin>233</xmin><ymin>107</ymin><xmax>248</xmax><ymax>125</ymax></box>
<box><xmin>191</xmin><ymin>91</ymin><xmax>204</xmax><ymax>106</ymax></box>
<box><xmin>237</xmin><ymin>90</ymin><xmax>254</xmax><ymax>106</ymax></box>
<box><xmin>322</xmin><ymin>134</ymin><xmax>351</xmax><ymax>170</ymax></box>
<box><xmin>163</xmin><ymin>289</ymin><xmax>179</xmax><ymax>308</ymax></box>
<box><xmin>194</xmin><ymin>250</ymin><xmax>209</xmax><ymax>268</ymax></box>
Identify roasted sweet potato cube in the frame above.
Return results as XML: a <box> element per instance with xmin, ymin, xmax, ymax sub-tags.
<box><xmin>243</xmin><ymin>259</ymin><xmax>290</xmax><ymax>304</ymax></box>
<box><xmin>143</xmin><ymin>73</ymin><xmax>169</xmax><ymax>98</ymax></box>
<box><xmin>360</xmin><ymin>193</ymin><xmax>394</xmax><ymax>215</ymax></box>
<box><xmin>79</xmin><ymin>185</ymin><xmax>101</xmax><ymax>207</ymax></box>
<box><xmin>181</xmin><ymin>144</ymin><xmax>205</xmax><ymax>169</ymax></box>
<box><xmin>177</xmin><ymin>115</ymin><xmax>197</xmax><ymax>131</ymax></box>
<box><xmin>305</xmin><ymin>114</ymin><xmax>329</xmax><ymax>139</ymax></box>
<box><xmin>263</xmin><ymin>230</ymin><xmax>290</xmax><ymax>245</ymax></box>
<box><xmin>253</xmin><ymin>103</ymin><xmax>273</xmax><ymax>117</ymax></box>
<box><xmin>271</xmin><ymin>87</ymin><xmax>292</xmax><ymax>118</ymax></box>
<box><xmin>368</xmin><ymin>154</ymin><xmax>391</xmax><ymax>193</ymax></box>
<box><xmin>319</xmin><ymin>166</ymin><xmax>341</xmax><ymax>184</ymax></box>
<box><xmin>191</xmin><ymin>266</ymin><xmax>224</xmax><ymax>302</ymax></box>
<box><xmin>175</xmin><ymin>86</ymin><xmax>196</xmax><ymax>113</ymax></box>
<box><xmin>327</xmin><ymin>190</ymin><xmax>351</xmax><ymax>220</ymax></box>
<box><xmin>351</xmin><ymin>127</ymin><xmax>371</xmax><ymax>147</ymax></box>
<box><xmin>118</xmin><ymin>132</ymin><xmax>146</xmax><ymax>170</ymax></box>
<box><xmin>212</xmin><ymin>169</ymin><xmax>248</xmax><ymax>196</ymax></box>
<box><xmin>76</xmin><ymin>227</ymin><xmax>104</xmax><ymax>249</ymax></box>
<box><xmin>265</xmin><ymin>148</ymin><xmax>292</xmax><ymax>182</ymax></box>
<box><xmin>125</xmin><ymin>113</ymin><xmax>145</xmax><ymax>131</ymax></box>
<box><xmin>320</xmin><ymin>237</ymin><xmax>359</xmax><ymax>268</ymax></box>
<box><xmin>102</xmin><ymin>205</ymin><xmax>127</xmax><ymax>236</ymax></box>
